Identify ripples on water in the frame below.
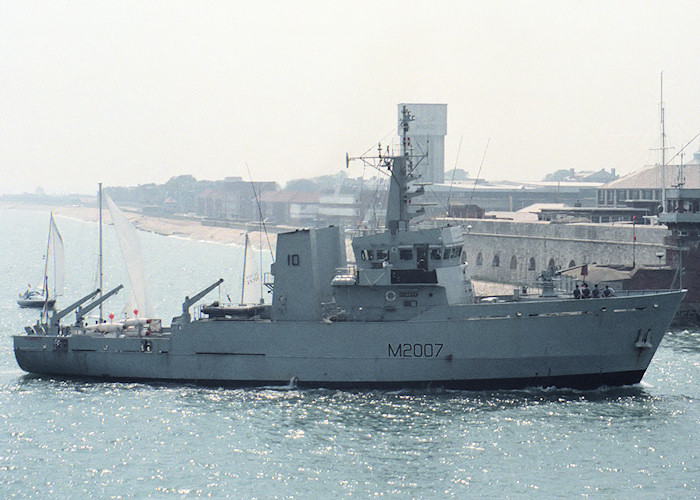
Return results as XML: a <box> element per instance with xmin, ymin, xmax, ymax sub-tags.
<box><xmin>1</xmin><ymin>379</ymin><xmax>696</xmax><ymax>497</ymax></box>
<box><xmin>0</xmin><ymin>209</ymin><xmax>698</xmax><ymax>497</ymax></box>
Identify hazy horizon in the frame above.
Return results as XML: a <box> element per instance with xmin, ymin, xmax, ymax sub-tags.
<box><xmin>2</xmin><ymin>1</ymin><xmax>699</xmax><ymax>195</ymax></box>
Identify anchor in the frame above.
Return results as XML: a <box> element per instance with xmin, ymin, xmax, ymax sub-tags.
<box><xmin>635</xmin><ymin>328</ymin><xmax>653</xmax><ymax>349</ymax></box>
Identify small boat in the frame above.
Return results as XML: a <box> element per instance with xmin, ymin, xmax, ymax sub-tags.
<box><xmin>201</xmin><ymin>302</ymin><xmax>271</xmax><ymax>319</ymax></box>
<box><xmin>18</xmin><ymin>214</ymin><xmax>64</xmax><ymax>310</ymax></box>
<box><xmin>202</xmin><ymin>232</ymin><xmax>271</xmax><ymax>319</ymax></box>
<box><xmin>17</xmin><ymin>289</ymin><xmax>55</xmax><ymax>309</ymax></box>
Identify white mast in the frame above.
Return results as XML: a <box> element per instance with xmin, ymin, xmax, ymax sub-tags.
<box><xmin>259</xmin><ymin>217</ymin><xmax>264</xmax><ymax>304</ymax></box>
<box><xmin>99</xmin><ymin>183</ymin><xmax>104</xmax><ymax>321</ymax></box>
<box><xmin>40</xmin><ymin>214</ymin><xmax>53</xmax><ymax>323</ymax></box>
<box><xmin>240</xmin><ymin>233</ymin><xmax>249</xmax><ymax>305</ymax></box>
<box><xmin>43</xmin><ymin>215</ymin><xmax>52</xmax><ymax>294</ymax></box>
<box><xmin>660</xmin><ymin>73</ymin><xmax>666</xmax><ymax>213</ymax></box>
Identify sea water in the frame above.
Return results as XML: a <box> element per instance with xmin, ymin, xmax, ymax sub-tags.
<box><xmin>0</xmin><ymin>209</ymin><xmax>697</xmax><ymax>497</ymax></box>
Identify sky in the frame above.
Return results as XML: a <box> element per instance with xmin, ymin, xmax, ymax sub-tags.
<box><xmin>1</xmin><ymin>1</ymin><xmax>699</xmax><ymax>195</ymax></box>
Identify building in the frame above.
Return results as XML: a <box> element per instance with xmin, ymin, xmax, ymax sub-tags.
<box><xmin>447</xmin><ymin>202</ymin><xmax>485</xmax><ymax>219</ymax></box>
<box><xmin>317</xmin><ymin>193</ymin><xmax>360</xmax><ymax>227</ymax></box>
<box><xmin>535</xmin><ymin>206</ymin><xmax>649</xmax><ymax>223</ymax></box>
<box><xmin>260</xmin><ymin>190</ymin><xmax>361</xmax><ymax>228</ymax></box>
<box><xmin>658</xmin><ymin>187</ymin><xmax>700</xmax><ymax>323</ymax></box>
<box><xmin>410</xmin><ymin>178</ymin><xmax>602</xmax><ymax>217</ymax></box>
<box><xmin>545</xmin><ymin>168</ymin><xmax>617</xmax><ymax>183</ymax></box>
<box><xmin>596</xmin><ymin>160</ymin><xmax>700</xmax><ymax>214</ymax></box>
<box><xmin>196</xmin><ymin>178</ymin><xmax>277</xmax><ymax>220</ymax></box>
<box><xmin>260</xmin><ymin>191</ymin><xmax>321</xmax><ymax>226</ymax></box>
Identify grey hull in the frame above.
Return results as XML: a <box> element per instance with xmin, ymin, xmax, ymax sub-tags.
<box><xmin>14</xmin><ymin>291</ymin><xmax>683</xmax><ymax>390</ymax></box>
<box><xmin>17</xmin><ymin>299</ymin><xmax>55</xmax><ymax>309</ymax></box>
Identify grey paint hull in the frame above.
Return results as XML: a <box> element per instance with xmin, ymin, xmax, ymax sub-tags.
<box><xmin>14</xmin><ymin>291</ymin><xmax>683</xmax><ymax>390</ymax></box>
<box><xmin>17</xmin><ymin>298</ymin><xmax>55</xmax><ymax>309</ymax></box>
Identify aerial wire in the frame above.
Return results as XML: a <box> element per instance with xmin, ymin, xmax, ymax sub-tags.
<box><xmin>446</xmin><ymin>135</ymin><xmax>464</xmax><ymax>215</ymax></box>
<box><xmin>245</xmin><ymin>162</ymin><xmax>274</xmax><ymax>260</ymax></box>
<box><xmin>468</xmin><ymin>138</ymin><xmax>490</xmax><ymax>207</ymax></box>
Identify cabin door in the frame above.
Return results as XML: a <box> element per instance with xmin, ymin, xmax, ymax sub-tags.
<box><xmin>416</xmin><ymin>245</ymin><xmax>429</xmax><ymax>271</ymax></box>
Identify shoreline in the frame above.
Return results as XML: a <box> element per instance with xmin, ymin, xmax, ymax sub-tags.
<box><xmin>0</xmin><ymin>201</ymin><xmax>276</xmax><ymax>249</ymax></box>
<box><xmin>0</xmin><ymin>201</ymin><xmax>514</xmax><ymax>296</ymax></box>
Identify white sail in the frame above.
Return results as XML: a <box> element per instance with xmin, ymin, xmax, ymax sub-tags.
<box><xmin>104</xmin><ymin>194</ymin><xmax>154</xmax><ymax>318</ymax></box>
<box><xmin>49</xmin><ymin>214</ymin><xmax>65</xmax><ymax>296</ymax></box>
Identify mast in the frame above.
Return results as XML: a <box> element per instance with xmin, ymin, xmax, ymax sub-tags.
<box><xmin>259</xmin><ymin>216</ymin><xmax>264</xmax><ymax>304</ymax></box>
<box><xmin>386</xmin><ymin>105</ymin><xmax>429</xmax><ymax>234</ymax></box>
<box><xmin>347</xmin><ymin>105</ymin><xmax>425</xmax><ymax>235</ymax></box>
<box><xmin>660</xmin><ymin>72</ymin><xmax>666</xmax><ymax>213</ymax></box>
<box><xmin>50</xmin><ymin>214</ymin><xmax>57</xmax><ymax>296</ymax></box>
<box><xmin>240</xmin><ymin>233</ymin><xmax>249</xmax><ymax>305</ymax></box>
<box><xmin>98</xmin><ymin>183</ymin><xmax>104</xmax><ymax>321</ymax></box>
<box><xmin>40</xmin><ymin>214</ymin><xmax>53</xmax><ymax>323</ymax></box>
<box><xmin>386</xmin><ymin>106</ymin><xmax>416</xmax><ymax>234</ymax></box>
<box><xmin>43</xmin><ymin>214</ymin><xmax>52</xmax><ymax>295</ymax></box>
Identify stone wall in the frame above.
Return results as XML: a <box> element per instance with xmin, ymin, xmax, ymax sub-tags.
<box><xmin>462</xmin><ymin>219</ymin><xmax>669</xmax><ymax>283</ymax></box>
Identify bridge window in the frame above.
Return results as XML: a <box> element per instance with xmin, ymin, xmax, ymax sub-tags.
<box><xmin>528</xmin><ymin>257</ymin><xmax>536</xmax><ymax>271</ymax></box>
<box><xmin>510</xmin><ymin>256</ymin><xmax>517</xmax><ymax>270</ymax></box>
<box><xmin>569</xmin><ymin>260</ymin><xmax>576</xmax><ymax>268</ymax></box>
<box><xmin>376</xmin><ymin>249</ymin><xmax>388</xmax><ymax>260</ymax></box>
<box><xmin>400</xmin><ymin>249</ymin><xmax>413</xmax><ymax>260</ymax></box>
<box><xmin>548</xmin><ymin>258</ymin><xmax>556</xmax><ymax>270</ymax></box>
<box><xmin>431</xmin><ymin>248</ymin><xmax>442</xmax><ymax>260</ymax></box>
<box><xmin>476</xmin><ymin>252</ymin><xmax>483</xmax><ymax>266</ymax></box>
<box><xmin>493</xmin><ymin>255</ymin><xmax>500</xmax><ymax>267</ymax></box>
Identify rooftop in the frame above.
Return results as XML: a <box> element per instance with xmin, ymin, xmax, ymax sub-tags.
<box><xmin>601</xmin><ymin>164</ymin><xmax>700</xmax><ymax>190</ymax></box>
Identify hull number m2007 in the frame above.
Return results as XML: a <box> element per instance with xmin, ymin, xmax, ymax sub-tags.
<box><xmin>388</xmin><ymin>343</ymin><xmax>443</xmax><ymax>358</ymax></box>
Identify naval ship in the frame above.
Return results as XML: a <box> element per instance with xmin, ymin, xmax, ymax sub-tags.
<box><xmin>14</xmin><ymin>107</ymin><xmax>685</xmax><ymax>389</ymax></box>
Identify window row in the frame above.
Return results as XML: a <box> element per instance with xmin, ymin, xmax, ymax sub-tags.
<box><xmin>475</xmin><ymin>253</ymin><xmax>575</xmax><ymax>271</ymax></box>
<box><xmin>597</xmin><ymin>188</ymin><xmax>661</xmax><ymax>205</ymax></box>
<box><xmin>360</xmin><ymin>246</ymin><xmax>463</xmax><ymax>262</ymax></box>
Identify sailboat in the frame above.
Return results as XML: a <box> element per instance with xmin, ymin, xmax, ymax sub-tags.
<box><xmin>18</xmin><ymin>214</ymin><xmax>65</xmax><ymax>309</ymax></box>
